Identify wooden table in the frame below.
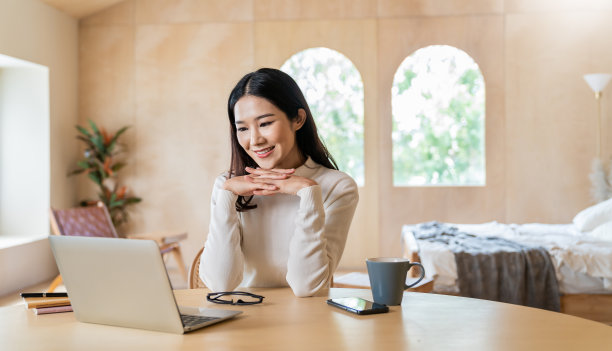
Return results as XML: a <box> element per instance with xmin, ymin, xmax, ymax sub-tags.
<box><xmin>1</xmin><ymin>288</ymin><xmax>610</xmax><ymax>350</ymax></box>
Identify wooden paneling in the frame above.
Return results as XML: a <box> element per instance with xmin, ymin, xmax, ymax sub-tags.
<box><xmin>561</xmin><ymin>294</ymin><xmax>612</xmax><ymax>325</ymax></box>
<box><xmin>254</xmin><ymin>19</ymin><xmax>379</xmax><ymax>268</ymax></box>
<box><xmin>378</xmin><ymin>16</ymin><xmax>505</xmax><ymax>256</ymax></box>
<box><xmin>76</xmin><ymin>1</ymin><xmax>612</xmax><ymax>269</ymax></box>
<box><xmin>378</xmin><ymin>0</ymin><xmax>503</xmax><ymax>17</ymax></box>
<box><xmin>131</xmin><ymin>22</ymin><xmax>253</xmax><ymax>264</ymax></box>
<box><xmin>254</xmin><ymin>0</ymin><xmax>377</xmax><ymax>20</ymax></box>
<box><xmin>41</xmin><ymin>0</ymin><xmax>125</xmax><ymax>18</ymax></box>
<box><xmin>78</xmin><ymin>25</ymin><xmax>136</xmax><ymax>207</ymax></box>
<box><xmin>505</xmin><ymin>0</ymin><xmax>612</xmax><ymax>13</ymax></box>
<box><xmin>80</xmin><ymin>0</ymin><xmax>134</xmax><ymax>26</ymax></box>
<box><xmin>134</xmin><ymin>0</ymin><xmax>253</xmax><ymax>24</ymax></box>
<box><xmin>505</xmin><ymin>12</ymin><xmax>612</xmax><ymax>223</ymax></box>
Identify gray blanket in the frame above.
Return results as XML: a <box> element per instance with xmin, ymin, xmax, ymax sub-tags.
<box><xmin>414</xmin><ymin>222</ymin><xmax>560</xmax><ymax>311</ymax></box>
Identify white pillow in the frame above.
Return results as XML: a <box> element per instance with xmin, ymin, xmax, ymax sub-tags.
<box><xmin>587</xmin><ymin>221</ymin><xmax>612</xmax><ymax>242</ymax></box>
<box><xmin>573</xmin><ymin>197</ymin><xmax>612</xmax><ymax>232</ymax></box>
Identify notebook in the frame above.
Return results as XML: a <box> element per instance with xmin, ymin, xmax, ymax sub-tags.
<box><xmin>49</xmin><ymin>236</ymin><xmax>241</xmax><ymax>334</ymax></box>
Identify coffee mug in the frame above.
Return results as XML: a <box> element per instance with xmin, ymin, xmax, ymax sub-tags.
<box><xmin>366</xmin><ymin>258</ymin><xmax>425</xmax><ymax>306</ymax></box>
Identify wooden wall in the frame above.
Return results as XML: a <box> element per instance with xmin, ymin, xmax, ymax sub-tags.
<box><xmin>77</xmin><ymin>0</ymin><xmax>612</xmax><ymax>269</ymax></box>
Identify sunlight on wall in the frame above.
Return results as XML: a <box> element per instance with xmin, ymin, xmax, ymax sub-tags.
<box><xmin>0</xmin><ymin>53</ymin><xmax>50</xmax><ymax>238</ymax></box>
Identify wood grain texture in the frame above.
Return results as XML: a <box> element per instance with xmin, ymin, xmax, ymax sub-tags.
<box><xmin>377</xmin><ymin>15</ymin><xmax>506</xmax><ymax>257</ymax></box>
<box><xmin>254</xmin><ymin>0</ymin><xmax>377</xmax><ymax>20</ymax></box>
<box><xmin>561</xmin><ymin>294</ymin><xmax>612</xmax><ymax>325</ymax></box>
<box><xmin>41</xmin><ymin>0</ymin><xmax>125</xmax><ymax>18</ymax></box>
<box><xmin>75</xmin><ymin>1</ymin><xmax>612</xmax><ymax>274</ymax></box>
<box><xmin>505</xmin><ymin>12</ymin><xmax>612</xmax><ymax>223</ymax></box>
<box><xmin>1</xmin><ymin>288</ymin><xmax>610</xmax><ymax>349</ymax></box>
<box><xmin>378</xmin><ymin>0</ymin><xmax>503</xmax><ymax>17</ymax></box>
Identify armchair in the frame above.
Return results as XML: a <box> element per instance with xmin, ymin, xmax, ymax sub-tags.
<box><xmin>48</xmin><ymin>202</ymin><xmax>188</xmax><ymax>292</ymax></box>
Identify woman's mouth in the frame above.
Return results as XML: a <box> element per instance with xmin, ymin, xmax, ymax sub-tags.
<box><xmin>253</xmin><ymin>146</ymin><xmax>275</xmax><ymax>158</ymax></box>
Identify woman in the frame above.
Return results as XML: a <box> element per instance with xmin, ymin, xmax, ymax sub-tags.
<box><xmin>199</xmin><ymin>68</ymin><xmax>359</xmax><ymax>297</ymax></box>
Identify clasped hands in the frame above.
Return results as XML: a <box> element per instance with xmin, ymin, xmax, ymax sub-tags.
<box><xmin>223</xmin><ymin>167</ymin><xmax>317</xmax><ymax>196</ymax></box>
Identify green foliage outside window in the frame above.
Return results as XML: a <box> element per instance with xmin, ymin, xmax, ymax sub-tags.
<box><xmin>281</xmin><ymin>47</ymin><xmax>365</xmax><ymax>186</ymax></box>
<box><xmin>392</xmin><ymin>45</ymin><xmax>485</xmax><ymax>186</ymax></box>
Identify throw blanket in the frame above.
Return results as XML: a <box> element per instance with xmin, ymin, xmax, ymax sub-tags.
<box><xmin>414</xmin><ymin>222</ymin><xmax>560</xmax><ymax>311</ymax></box>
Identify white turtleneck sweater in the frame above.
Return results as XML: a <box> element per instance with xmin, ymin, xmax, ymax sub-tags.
<box><xmin>199</xmin><ymin>158</ymin><xmax>359</xmax><ymax>297</ymax></box>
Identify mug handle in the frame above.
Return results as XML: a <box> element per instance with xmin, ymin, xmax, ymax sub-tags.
<box><xmin>404</xmin><ymin>262</ymin><xmax>425</xmax><ymax>289</ymax></box>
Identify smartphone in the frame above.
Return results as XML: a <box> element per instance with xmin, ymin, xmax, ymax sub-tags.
<box><xmin>326</xmin><ymin>297</ymin><xmax>389</xmax><ymax>315</ymax></box>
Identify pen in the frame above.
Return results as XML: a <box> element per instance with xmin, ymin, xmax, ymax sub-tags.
<box><xmin>20</xmin><ymin>292</ymin><xmax>68</xmax><ymax>298</ymax></box>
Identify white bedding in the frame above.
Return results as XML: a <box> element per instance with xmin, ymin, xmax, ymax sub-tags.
<box><xmin>401</xmin><ymin>221</ymin><xmax>612</xmax><ymax>294</ymax></box>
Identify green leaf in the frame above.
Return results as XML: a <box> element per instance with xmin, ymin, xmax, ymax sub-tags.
<box><xmin>110</xmin><ymin>199</ymin><xmax>126</xmax><ymax>208</ymax></box>
<box><xmin>107</xmin><ymin>126</ymin><xmax>129</xmax><ymax>152</ymax></box>
<box><xmin>88</xmin><ymin>120</ymin><xmax>101</xmax><ymax>136</ymax></box>
<box><xmin>77</xmin><ymin>160</ymin><xmax>91</xmax><ymax>169</ymax></box>
<box><xmin>397</xmin><ymin>69</ymin><xmax>417</xmax><ymax>95</ymax></box>
<box><xmin>90</xmin><ymin>158</ymin><xmax>107</xmax><ymax>178</ymax></box>
<box><xmin>124</xmin><ymin>197</ymin><xmax>142</xmax><ymax>205</ymax></box>
<box><xmin>111</xmin><ymin>162</ymin><xmax>126</xmax><ymax>172</ymax></box>
<box><xmin>67</xmin><ymin>168</ymin><xmax>86</xmax><ymax>176</ymax></box>
<box><xmin>76</xmin><ymin>135</ymin><xmax>95</xmax><ymax>149</ymax></box>
<box><xmin>91</xmin><ymin>135</ymin><xmax>106</xmax><ymax>156</ymax></box>
<box><xmin>88</xmin><ymin>172</ymin><xmax>102</xmax><ymax>185</ymax></box>
<box><xmin>76</xmin><ymin>125</ymin><xmax>92</xmax><ymax>139</ymax></box>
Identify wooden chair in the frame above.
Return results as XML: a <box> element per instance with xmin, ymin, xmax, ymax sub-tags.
<box><xmin>48</xmin><ymin>202</ymin><xmax>188</xmax><ymax>292</ymax></box>
<box><xmin>188</xmin><ymin>247</ymin><xmax>206</xmax><ymax>289</ymax></box>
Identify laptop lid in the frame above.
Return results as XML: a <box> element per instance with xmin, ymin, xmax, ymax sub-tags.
<box><xmin>49</xmin><ymin>236</ymin><xmax>238</xmax><ymax>334</ymax></box>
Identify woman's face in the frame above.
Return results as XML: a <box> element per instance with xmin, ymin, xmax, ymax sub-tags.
<box><xmin>234</xmin><ymin>95</ymin><xmax>304</xmax><ymax>170</ymax></box>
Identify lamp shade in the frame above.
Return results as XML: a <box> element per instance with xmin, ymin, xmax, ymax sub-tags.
<box><xmin>584</xmin><ymin>73</ymin><xmax>612</xmax><ymax>93</ymax></box>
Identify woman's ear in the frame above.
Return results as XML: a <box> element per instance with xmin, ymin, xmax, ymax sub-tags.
<box><xmin>293</xmin><ymin>109</ymin><xmax>307</xmax><ymax>131</ymax></box>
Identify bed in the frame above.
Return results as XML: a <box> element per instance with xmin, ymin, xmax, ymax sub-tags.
<box><xmin>401</xmin><ymin>211</ymin><xmax>612</xmax><ymax>324</ymax></box>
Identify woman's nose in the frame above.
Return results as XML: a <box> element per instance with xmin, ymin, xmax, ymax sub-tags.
<box><xmin>250</xmin><ymin>128</ymin><xmax>264</xmax><ymax>146</ymax></box>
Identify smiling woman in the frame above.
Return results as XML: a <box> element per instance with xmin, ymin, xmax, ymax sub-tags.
<box><xmin>199</xmin><ymin>68</ymin><xmax>359</xmax><ymax>297</ymax></box>
<box><xmin>234</xmin><ymin>96</ymin><xmax>305</xmax><ymax>172</ymax></box>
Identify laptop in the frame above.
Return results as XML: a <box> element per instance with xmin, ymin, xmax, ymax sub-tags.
<box><xmin>49</xmin><ymin>235</ymin><xmax>241</xmax><ymax>334</ymax></box>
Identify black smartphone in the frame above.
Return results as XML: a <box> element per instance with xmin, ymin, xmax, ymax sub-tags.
<box><xmin>326</xmin><ymin>297</ymin><xmax>389</xmax><ymax>315</ymax></box>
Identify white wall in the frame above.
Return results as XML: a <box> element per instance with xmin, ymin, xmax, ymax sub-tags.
<box><xmin>0</xmin><ymin>63</ymin><xmax>50</xmax><ymax>237</ymax></box>
<box><xmin>0</xmin><ymin>0</ymin><xmax>78</xmax><ymax>295</ymax></box>
<box><xmin>0</xmin><ymin>238</ymin><xmax>58</xmax><ymax>296</ymax></box>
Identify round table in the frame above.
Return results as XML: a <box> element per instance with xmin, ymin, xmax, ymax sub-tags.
<box><xmin>1</xmin><ymin>288</ymin><xmax>610</xmax><ymax>350</ymax></box>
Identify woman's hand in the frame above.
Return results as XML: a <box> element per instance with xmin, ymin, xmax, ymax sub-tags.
<box><xmin>246</xmin><ymin>167</ymin><xmax>317</xmax><ymax>196</ymax></box>
<box><xmin>223</xmin><ymin>175</ymin><xmax>281</xmax><ymax>196</ymax></box>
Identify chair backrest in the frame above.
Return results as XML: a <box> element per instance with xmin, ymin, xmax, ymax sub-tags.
<box><xmin>188</xmin><ymin>247</ymin><xmax>207</xmax><ymax>289</ymax></box>
<box><xmin>50</xmin><ymin>202</ymin><xmax>119</xmax><ymax>238</ymax></box>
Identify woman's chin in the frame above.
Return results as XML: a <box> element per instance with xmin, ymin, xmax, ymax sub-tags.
<box><xmin>252</xmin><ymin>159</ymin><xmax>277</xmax><ymax>170</ymax></box>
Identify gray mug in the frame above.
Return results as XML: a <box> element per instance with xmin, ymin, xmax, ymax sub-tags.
<box><xmin>366</xmin><ymin>258</ymin><xmax>425</xmax><ymax>306</ymax></box>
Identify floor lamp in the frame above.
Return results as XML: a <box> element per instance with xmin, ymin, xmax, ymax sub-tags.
<box><xmin>584</xmin><ymin>73</ymin><xmax>612</xmax><ymax>202</ymax></box>
<box><xmin>583</xmin><ymin>73</ymin><xmax>612</xmax><ymax>158</ymax></box>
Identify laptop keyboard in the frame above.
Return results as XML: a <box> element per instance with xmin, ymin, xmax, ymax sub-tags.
<box><xmin>180</xmin><ymin>314</ymin><xmax>220</xmax><ymax>327</ymax></box>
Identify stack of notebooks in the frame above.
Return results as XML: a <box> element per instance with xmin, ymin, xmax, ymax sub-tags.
<box><xmin>20</xmin><ymin>292</ymin><xmax>72</xmax><ymax>315</ymax></box>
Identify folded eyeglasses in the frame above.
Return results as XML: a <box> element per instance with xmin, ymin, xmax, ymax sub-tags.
<box><xmin>206</xmin><ymin>291</ymin><xmax>265</xmax><ymax>305</ymax></box>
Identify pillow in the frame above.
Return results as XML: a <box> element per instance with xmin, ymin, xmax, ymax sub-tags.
<box><xmin>572</xmin><ymin>197</ymin><xmax>612</xmax><ymax>232</ymax></box>
<box><xmin>587</xmin><ymin>221</ymin><xmax>612</xmax><ymax>242</ymax></box>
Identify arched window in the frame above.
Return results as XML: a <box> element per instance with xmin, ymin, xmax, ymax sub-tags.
<box><xmin>392</xmin><ymin>45</ymin><xmax>485</xmax><ymax>186</ymax></box>
<box><xmin>281</xmin><ymin>47</ymin><xmax>365</xmax><ymax>186</ymax></box>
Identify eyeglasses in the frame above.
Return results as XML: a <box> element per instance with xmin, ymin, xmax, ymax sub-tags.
<box><xmin>206</xmin><ymin>291</ymin><xmax>265</xmax><ymax>305</ymax></box>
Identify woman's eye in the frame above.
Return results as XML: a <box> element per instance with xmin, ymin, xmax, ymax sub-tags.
<box><xmin>237</xmin><ymin>127</ymin><xmax>248</xmax><ymax>132</ymax></box>
<box><xmin>260</xmin><ymin>121</ymin><xmax>273</xmax><ymax>127</ymax></box>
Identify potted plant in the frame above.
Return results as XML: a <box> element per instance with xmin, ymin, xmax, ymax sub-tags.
<box><xmin>69</xmin><ymin>120</ymin><xmax>141</xmax><ymax>228</ymax></box>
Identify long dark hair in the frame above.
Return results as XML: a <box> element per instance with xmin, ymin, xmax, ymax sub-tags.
<box><xmin>227</xmin><ymin>68</ymin><xmax>337</xmax><ymax>211</ymax></box>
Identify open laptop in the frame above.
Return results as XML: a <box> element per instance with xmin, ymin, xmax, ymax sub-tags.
<box><xmin>49</xmin><ymin>235</ymin><xmax>241</xmax><ymax>334</ymax></box>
